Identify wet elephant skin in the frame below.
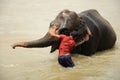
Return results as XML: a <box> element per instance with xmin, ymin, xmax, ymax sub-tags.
<box><xmin>25</xmin><ymin>9</ymin><xmax>116</xmax><ymax>56</ymax></box>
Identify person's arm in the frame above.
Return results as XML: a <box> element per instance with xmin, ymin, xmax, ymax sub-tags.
<box><xmin>75</xmin><ymin>40</ymin><xmax>84</xmax><ymax>47</ymax></box>
<box><xmin>87</xmin><ymin>27</ymin><xmax>92</xmax><ymax>37</ymax></box>
<box><xmin>75</xmin><ymin>34</ymin><xmax>89</xmax><ymax>47</ymax></box>
<box><xmin>75</xmin><ymin>27</ymin><xmax>92</xmax><ymax>47</ymax></box>
<box><xmin>49</xmin><ymin>25</ymin><xmax>60</xmax><ymax>39</ymax></box>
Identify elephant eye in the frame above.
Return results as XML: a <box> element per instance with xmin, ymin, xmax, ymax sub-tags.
<box><xmin>59</xmin><ymin>16</ymin><xmax>64</xmax><ymax>20</ymax></box>
<box><xmin>67</xmin><ymin>17</ymin><xmax>71</xmax><ymax>21</ymax></box>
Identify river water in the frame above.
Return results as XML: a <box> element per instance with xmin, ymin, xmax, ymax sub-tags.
<box><xmin>0</xmin><ymin>0</ymin><xmax>120</xmax><ymax>80</ymax></box>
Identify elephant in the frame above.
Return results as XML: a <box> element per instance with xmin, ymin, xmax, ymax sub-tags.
<box><xmin>13</xmin><ymin>9</ymin><xmax>116</xmax><ymax>56</ymax></box>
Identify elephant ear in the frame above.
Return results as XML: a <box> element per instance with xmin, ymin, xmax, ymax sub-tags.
<box><xmin>50</xmin><ymin>40</ymin><xmax>60</xmax><ymax>53</ymax></box>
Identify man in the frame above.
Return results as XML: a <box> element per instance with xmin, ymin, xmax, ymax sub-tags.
<box><xmin>49</xmin><ymin>25</ymin><xmax>75</xmax><ymax>67</ymax></box>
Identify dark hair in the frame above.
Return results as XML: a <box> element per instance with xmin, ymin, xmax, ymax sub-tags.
<box><xmin>70</xmin><ymin>31</ymin><xmax>77</xmax><ymax>37</ymax></box>
<box><xmin>71</xmin><ymin>26</ymin><xmax>87</xmax><ymax>42</ymax></box>
<box><xmin>59</xmin><ymin>28</ymin><xmax>70</xmax><ymax>36</ymax></box>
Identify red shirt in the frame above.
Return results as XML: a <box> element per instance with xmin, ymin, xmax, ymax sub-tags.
<box><xmin>59</xmin><ymin>34</ymin><xmax>75</xmax><ymax>56</ymax></box>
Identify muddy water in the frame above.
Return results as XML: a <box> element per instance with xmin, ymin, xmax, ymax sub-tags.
<box><xmin>0</xmin><ymin>0</ymin><xmax>120</xmax><ymax>80</ymax></box>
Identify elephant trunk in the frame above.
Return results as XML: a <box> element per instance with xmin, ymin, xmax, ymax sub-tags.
<box><xmin>24</xmin><ymin>32</ymin><xmax>56</xmax><ymax>48</ymax></box>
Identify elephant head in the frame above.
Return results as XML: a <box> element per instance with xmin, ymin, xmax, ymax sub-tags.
<box><xmin>26</xmin><ymin>9</ymin><xmax>88</xmax><ymax>53</ymax></box>
<box><xmin>48</xmin><ymin>10</ymin><xmax>87</xmax><ymax>52</ymax></box>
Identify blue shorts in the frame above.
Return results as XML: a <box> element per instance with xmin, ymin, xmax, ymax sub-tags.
<box><xmin>58</xmin><ymin>55</ymin><xmax>75</xmax><ymax>67</ymax></box>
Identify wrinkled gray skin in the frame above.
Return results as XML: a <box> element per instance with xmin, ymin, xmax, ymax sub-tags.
<box><xmin>25</xmin><ymin>9</ymin><xmax>116</xmax><ymax>56</ymax></box>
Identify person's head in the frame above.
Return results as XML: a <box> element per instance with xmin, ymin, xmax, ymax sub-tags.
<box><xmin>59</xmin><ymin>28</ymin><xmax>70</xmax><ymax>36</ymax></box>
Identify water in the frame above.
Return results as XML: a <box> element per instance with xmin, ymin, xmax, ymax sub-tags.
<box><xmin>0</xmin><ymin>0</ymin><xmax>120</xmax><ymax>80</ymax></box>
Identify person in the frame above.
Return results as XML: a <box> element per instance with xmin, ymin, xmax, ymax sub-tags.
<box><xmin>49</xmin><ymin>24</ymin><xmax>92</xmax><ymax>68</ymax></box>
<box><xmin>49</xmin><ymin>25</ymin><xmax>76</xmax><ymax>67</ymax></box>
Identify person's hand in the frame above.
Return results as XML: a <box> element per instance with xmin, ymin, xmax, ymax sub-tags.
<box><xmin>52</xmin><ymin>25</ymin><xmax>59</xmax><ymax>30</ymax></box>
<box><xmin>12</xmin><ymin>42</ymin><xmax>25</xmax><ymax>49</ymax></box>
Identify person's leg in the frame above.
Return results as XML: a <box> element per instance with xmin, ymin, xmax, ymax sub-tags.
<box><xmin>65</xmin><ymin>55</ymin><xmax>75</xmax><ymax>67</ymax></box>
<box><xmin>58</xmin><ymin>55</ymin><xmax>75</xmax><ymax>68</ymax></box>
<box><xmin>58</xmin><ymin>56</ymin><xmax>68</xmax><ymax>67</ymax></box>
